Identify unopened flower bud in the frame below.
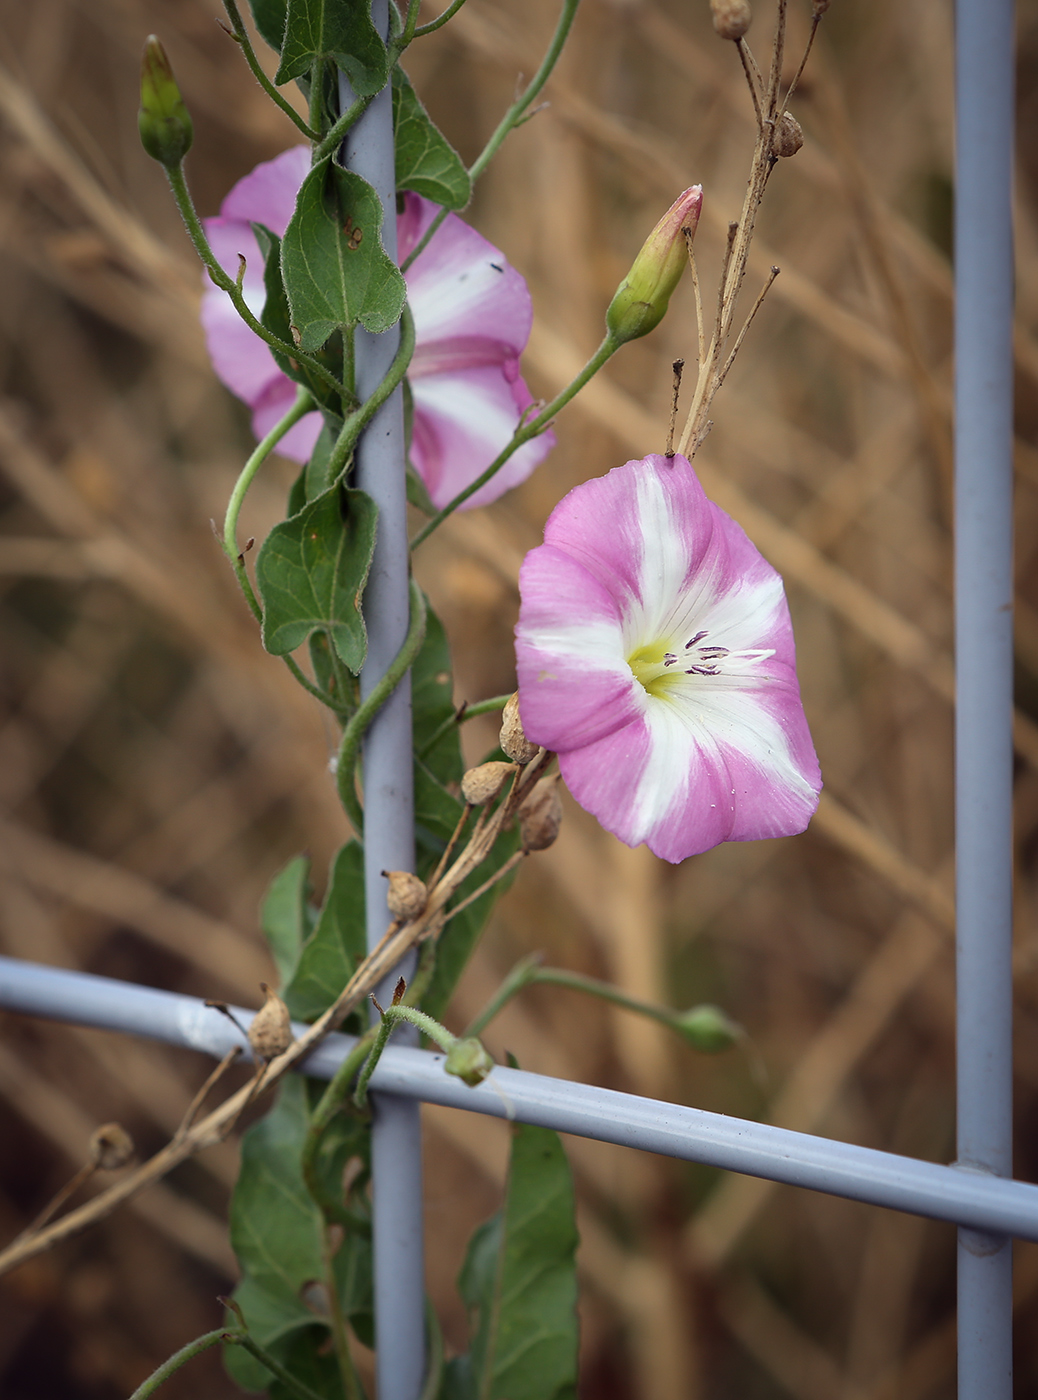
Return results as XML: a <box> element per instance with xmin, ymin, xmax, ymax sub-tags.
<box><xmin>90</xmin><ymin>1122</ymin><xmax>134</xmax><ymax>1171</ymax></box>
<box><xmin>138</xmin><ymin>36</ymin><xmax>193</xmax><ymax>167</ymax></box>
<box><xmin>605</xmin><ymin>186</ymin><xmax>703</xmax><ymax>345</ymax></box>
<box><xmin>500</xmin><ymin>693</ymin><xmax>539</xmax><ymax>765</ymax></box>
<box><xmin>383</xmin><ymin>870</ymin><xmax>427</xmax><ymax>921</ymax></box>
<box><xmin>461</xmin><ymin>760</ymin><xmax>515</xmax><ymax>806</ymax></box>
<box><xmin>773</xmin><ymin>112</ymin><xmax>804</xmax><ymax>159</ymax></box>
<box><xmin>673</xmin><ymin>1004</ymin><xmax>742</xmax><ymax>1052</ymax></box>
<box><xmin>710</xmin><ymin>0</ymin><xmax>752</xmax><ymax>40</ymax></box>
<box><xmin>444</xmin><ymin>1037</ymin><xmax>495</xmax><ymax>1087</ymax></box>
<box><xmin>518</xmin><ymin>773</ymin><xmax>563</xmax><ymax>852</ymax></box>
<box><xmin>248</xmin><ymin>983</ymin><xmax>294</xmax><ymax>1061</ymax></box>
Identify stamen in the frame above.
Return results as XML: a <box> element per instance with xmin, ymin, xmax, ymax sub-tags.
<box><xmin>685</xmin><ymin>630</ymin><xmax>709</xmax><ymax>649</ymax></box>
<box><xmin>686</xmin><ymin>664</ymin><xmax>719</xmax><ymax>676</ymax></box>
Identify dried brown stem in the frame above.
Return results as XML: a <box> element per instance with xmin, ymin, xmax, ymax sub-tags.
<box><xmin>685</xmin><ymin>231</ymin><xmax>706</xmax><ymax>370</ymax></box>
<box><xmin>173</xmin><ymin>1046</ymin><xmax>242</xmax><ymax>1141</ymax></box>
<box><xmin>716</xmin><ymin>266</ymin><xmax>780</xmax><ymax>390</ymax></box>
<box><xmin>736</xmin><ymin>39</ymin><xmax>763</xmax><ymax>127</ymax></box>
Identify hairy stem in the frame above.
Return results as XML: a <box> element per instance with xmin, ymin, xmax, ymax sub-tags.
<box><xmin>221</xmin><ymin>0</ymin><xmax>319</xmax><ymax>140</ymax></box>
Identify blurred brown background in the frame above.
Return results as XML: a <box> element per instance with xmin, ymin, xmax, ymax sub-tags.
<box><xmin>1</xmin><ymin>0</ymin><xmax>1037</xmax><ymax>1394</ymax></box>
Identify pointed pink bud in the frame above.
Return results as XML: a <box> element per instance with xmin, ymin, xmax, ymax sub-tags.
<box><xmin>605</xmin><ymin>186</ymin><xmax>703</xmax><ymax>345</ymax></box>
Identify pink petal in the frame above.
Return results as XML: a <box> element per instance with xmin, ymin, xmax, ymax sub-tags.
<box><xmin>220</xmin><ymin>146</ymin><xmax>311</xmax><ymax>237</ymax></box>
<box><xmin>410</xmin><ymin>365</ymin><xmax>554</xmax><ymax>510</ymax></box>
<box><xmin>516</xmin><ymin>545</ymin><xmax>644</xmax><ymax>751</ymax></box>
<box><xmin>401</xmin><ymin>193</ymin><xmax>533</xmax><ymax>353</ymax></box>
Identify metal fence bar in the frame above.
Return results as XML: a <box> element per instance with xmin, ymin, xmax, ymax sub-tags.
<box><xmin>955</xmin><ymin>0</ymin><xmax>1016</xmax><ymax>1394</ymax></box>
<box><xmin>339</xmin><ymin>23</ymin><xmax>425</xmax><ymax>1394</ymax></box>
<box><xmin>3</xmin><ymin>958</ymin><xmax>1038</xmax><ymax>1241</ymax></box>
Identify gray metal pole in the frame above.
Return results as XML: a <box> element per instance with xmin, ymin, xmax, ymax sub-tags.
<box><xmin>4</xmin><ymin>959</ymin><xmax>1038</xmax><ymax>1240</ymax></box>
<box><xmin>955</xmin><ymin>0</ymin><xmax>1016</xmax><ymax>1394</ymax></box>
<box><xmin>339</xmin><ymin>16</ymin><xmax>425</xmax><ymax>1394</ymax></box>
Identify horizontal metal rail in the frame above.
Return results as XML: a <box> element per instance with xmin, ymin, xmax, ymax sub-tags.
<box><xmin>3</xmin><ymin>955</ymin><xmax>1037</xmax><ymax>1243</ymax></box>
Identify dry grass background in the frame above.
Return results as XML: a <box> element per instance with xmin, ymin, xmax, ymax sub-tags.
<box><xmin>0</xmin><ymin>0</ymin><xmax>1037</xmax><ymax>1394</ymax></box>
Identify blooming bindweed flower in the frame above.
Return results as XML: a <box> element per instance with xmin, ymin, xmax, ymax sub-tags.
<box><xmin>201</xmin><ymin>147</ymin><xmax>553</xmax><ymax>509</ymax></box>
<box><xmin>515</xmin><ymin>454</ymin><xmax>821</xmax><ymax>863</ymax></box>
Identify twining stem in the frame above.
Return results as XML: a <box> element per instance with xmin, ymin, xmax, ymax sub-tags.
<box><xmin>401</xmin><ymin>0</ymin><xmax>582</xmax><ymax>271</ymax></box>
<box><xmin>323</xmin><ymin>1233</ymin><xmax>364</xmax><ymax>1400</ymax></box>
<box><xmin>336</xmin><ymin>579</ymin><xmax>428</xmax><ymax>832</ymax></box>
<box><xmin>413</xmin><ymin>0</ymin><xmax>470</xmax><ymax>38</ymax></box>
<box><xmin>221</xmin><ymin>0</ymin><xmax>319</xmax><ymax>141</ymax></box>
<box><xmin>410</xmin><ymin>333</ymin><xmax>618</xmax><ymax>548</ymax></box>
<box><xmin>163</xmin><ymin>164</ymin><xmax>348</xmax><ymax>403</ymax></box>
<box><xmin>397</xmin><ymin>0</ymin><xmax>424</xmax><ymax>47</ymax></box>
<box><xmin>417</xmin><ymin>692</ymin><xmax>511</xmax><ymax>759</ymax></box>
<box><xmin>463</xmin><ymin>954</ymin><xmax>705</xmax><ymax>1040</ymax></box>
<box><xmin>223</xmin><ymin>385</ymin><xmax>315</xmax><ymax>575</ymax></box>
<box><xmin>127</xmin><ymin>1328</ymin><xmax>326</xmax><ymax>1400</ymax></box>
<box><xmin>323</xmin><ymin>306</ymin><xmax>416</xmax><ymax>488</ymax></box>
<box><xmin>313</xmin><ymin>91</ymin><xmax>377</xmax><ymax>163</ymax></box>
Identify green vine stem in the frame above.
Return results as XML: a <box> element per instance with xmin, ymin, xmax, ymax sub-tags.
<box><xmin>323</xmin><ymin>305</ymin><xmax>416</xmax><ymax>489</ymax></box>
<box><xmin>413</xmin><ymin>0</ymin><xmax>470</xmax><ymax>39</ymax></box>
<box><xmin>401</xmin><ymin>0</ymin><xmax>582</xmax><ymax>272</ymax></box>
<box><xmin>463</xmin><ymin>953</ymin><xmax>740</xmax><ymax>1046</ymax></box>
<box><xmin>336</xmin><ymin>577</ymin><xmax>428</xmax><ymax>832</ymax></box>
<box><xmin>418</xmin><ymin>692</ymin><xmax>511</xmax><ymax>759</ymax></box>
<box><xmin>221</xmin><ymin>0</ymin><xmax>320</xmax><ymax>141</ymax></box>
<box><xmin>410</xmin><ymin>333</ymin><xmax>618</xmax><ymax>548</ymax></box>
<box><xmin>163</xmin><ymin>162</ymin><xmax>348</xmax><ymax>403</ymax></box>
<box><xmin>313</xmin><ymin>91</ymin><xmax>377</xmax><ymax>163</ymax></box>
<box><xmin>127</xmin><ymin>1327</ymin><xmax>325</xmax><ymax>1400</ymax></box>
<box><xmin>223</xmin><ymin>384</ymin><xmax>315</xmax><ymax>579</ymax></box>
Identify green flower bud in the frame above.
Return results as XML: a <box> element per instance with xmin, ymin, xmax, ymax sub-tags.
<box><xmin>445</xmin><ymin>1037</ymin><xmax>495</xmax><ymax>1088</ymax></box>
<box><xmin>138</xmin><ymin>36</ymin><xmax>193</xmax><ymax>168</ymax></box>
<box><xmin>673</xmin><ymin>1003</ymin><xmax>742</xmax><ymax>1053</ymax></box>
<box><xmin>605</xmin><ymin>186</ymin><xmax>703</xmax><ymax>345</ymax></box>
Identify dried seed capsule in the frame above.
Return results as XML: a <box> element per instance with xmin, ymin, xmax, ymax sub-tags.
<box><xmin>383</xmin><ymin>870</ymin><xmax>427</xmax><ymax>921</ymax></box>
<box><xmin>500</xmin><ymin>692</ymin><xmax>539</xmax><ymax>765</ymax></box>
<box><xmin>710</xmin><ymin>0</ymin><xmax>752</xmax><ymax>41</ymax></box>
<box><xmin>460</xmin><ymin>760</ymin><xmax>515</xmax><ymax>806</ymax></box>
<box><xmin>90</xmin><ymin>1123</ymin><xmax>134</xmax><ymax>1171</ymax></box>
<box><xmin>248</xmin><ymin>983</ymin><xmax>294</xmax><ymax>1061</ymax></box>
<box><xmin>773</xmin><ymin>112</ymin><xmax>804</xmax><ymax>158</ymax></box>
<box><xmin>444</xmin><ymin>1037</ymin><xmax>495</xmax><ymax>1087</ymax></box>
<box><xmin>518</xmin><ymin>773</ymin><xmax>563</xmax><ymax>852</ymax></box>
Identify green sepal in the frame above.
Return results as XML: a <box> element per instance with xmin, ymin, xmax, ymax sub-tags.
<box><xmin>450</xmin><ymin>1124</ymin><xmax>579</xmax><ymax>1400</ymax></box>
<box><xmin>283</xmin><ymin>840</ymin><xmax>367</xmax><ymax>1024</ymax></box>
<box><xmin>281</xmin><ymin>154</ymin><xmax>406</xmax><ymax>353</ymax></box>
<box><xmin>393</xmin><ymin>67</ymin><xmax>471</xmax><ymax>210</ymax></box>
<box><xmin>256</xmin><ymin>481</ymin><xmax>378</xmax><ymax>672</ymax></box>
<box><xmin>276</xmin><ymin>0</ymin><xmax>388</xmax><ymax>95</ymax></box>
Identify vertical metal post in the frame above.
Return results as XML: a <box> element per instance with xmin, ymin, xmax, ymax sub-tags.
<box><xmin>955</xmin><ymin>0</ymin><xmax>1016</xmax><ymax>1394</ymax></box>
<box><xmin>340</xmin><ymin>13</ymin><xmax>426</xmax><ymax>1395</ymax></box>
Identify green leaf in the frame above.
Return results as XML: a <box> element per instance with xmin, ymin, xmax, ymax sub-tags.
<box><xmin>254</xmin><ymin>224</ymin><xmax>347</xmax><ymax>420</ymax></box>
<box><xmin>282</xmin><ymin>155</ymin><xmax>406</xmax><ymax>351</ymax></box>
<box><xmin>284</xmin><ymin>840</ymin><xmax>367</xmax><ymax>1022</ymax></box>
<box><xmin>247</xmin><ymin>0</ymin><xmax>289</xmax><ymax>54</ymax></box>
<box><xmin>392</xmin><ymin>68</ymin><xmax>471</xmax><ymax>210</ymax></box>
<box><xmin>275</xmin><ymin>0</ymin><xmax>388</xmax><ymax>94</ymax></box>
<box><xmin>454</xmin><ymin>1124</ymin><xmax>579</xmax><ymax>1400</ymax></box>
<box><xmin>226</xmin><ymin>1076</ymin><xmax>372</xmax><ymax>1396</ymax></box>
<box><xmin>261</xmin><ymin>855</ymin><xmax>315</xmax><ymax>987</ymax></box>
<box><xmin>257</xmin><ymin>481</ymin><xmax>378</xmax><ymax>672</ymax></box>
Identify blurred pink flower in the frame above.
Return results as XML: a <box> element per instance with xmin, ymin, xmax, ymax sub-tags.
<box><xmin>201</xmin><ymin>147</ymin><xmax>554</xmax><ymax>509</ymax></box>
<box><xmin>515</xmin><ymin>454</ymin><xmax>821</xmax><ymax>863</ymax></box>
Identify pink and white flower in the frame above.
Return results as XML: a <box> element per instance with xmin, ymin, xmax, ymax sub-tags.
<box><xmin>515</xmin><ymin>454</ymin><xmax>821</xmax><ymax>863</ymax></box>
<box><xmin>201</xmin><ymin>147</ymin><xmax>553</xmax><ymax>509</ymax></box>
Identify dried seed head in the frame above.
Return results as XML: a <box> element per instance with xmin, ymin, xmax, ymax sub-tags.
<box><xmin>773</xmin><ymin>111</ymin><xmax>804</xmax><ymax>158</ymax></box>
<box><xmin>518</xmin><ymin>773</ymin><xmax>563</xmax><ymax>852</ymax></box>
<box><xmin>710</xmin><ymin>0</ymin><xmax>752</xmax><ymax>41</ymax></box>
<box><xmin>460</xmin><ymin>760</ymin><xmax>515</xmax><ymax>806</ymax></box>
<box><xmin>812</xmin><ymin>0</ymin><xmax>831</xmax><ymax>13</ymax></box>
<box><xmin>90</xmin><ymin>1122</ymin><xmax>134</xmax><ymax>1171</ymax></box>
<box><xmin>248</xmin><ymin>983</ymin><xmax>294</xmax><ymax>1061</ymax></box>
<box><xmin>500</xmin><ymin>693</ymin><xmax>539</xmax><ymax>765</ymax></box>
<box><xmin>444</xmin><ymin>1037</ymin><xmax>495</xmax><ymax>1088</ymax></box>
<box><xmin>383</xmin><ymin>870</ymin><xmax>427</xmax><ymax>921</ymax></box>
